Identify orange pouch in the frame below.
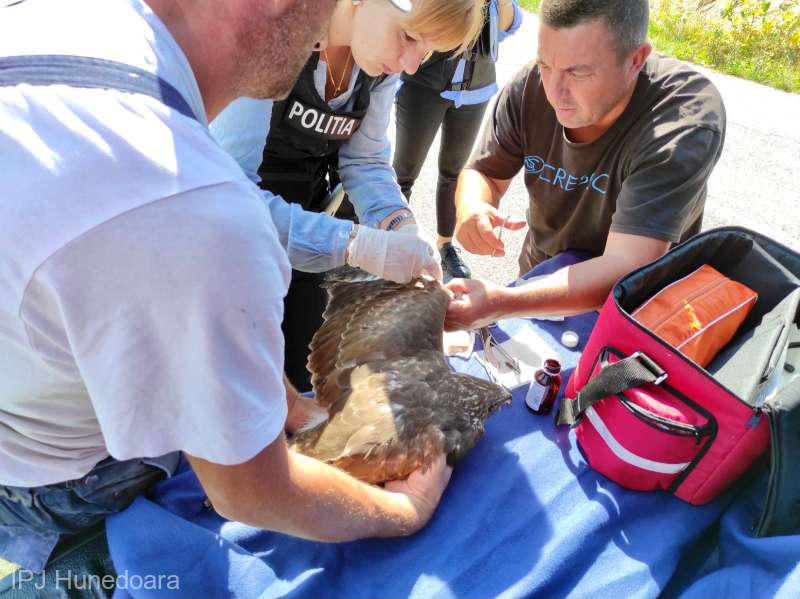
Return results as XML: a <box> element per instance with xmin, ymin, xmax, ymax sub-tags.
<box><xmin>631</xmin><ymin>264</ymin><xmax>758</xmax><ymax>367</ymax></box>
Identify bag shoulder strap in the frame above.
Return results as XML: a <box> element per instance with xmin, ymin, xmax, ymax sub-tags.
<box><xmin>557</xmin><ymin>351</ymin><xmax>667</xmax><ymax>425</ymax></box>
<box><xmin>0</xmin><ymin>54</ymin><xmax>198</xmax><ymax>122</ymax></box>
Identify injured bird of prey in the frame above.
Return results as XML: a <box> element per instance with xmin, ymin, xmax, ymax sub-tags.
<box><xmin>289</xmin><ymin>267</ymin><xmax>511</xmax><ymax>484</ymax></box>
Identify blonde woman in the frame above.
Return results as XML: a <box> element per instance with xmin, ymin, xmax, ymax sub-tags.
<box><xmin>394</xmin><ymin>0</ymin><xmax>522</xmax><ymax>281</ymax></box>
<box><xmin>212</xmin><ymin>0</ymin><xmax>485</xmax><ymax>391</ymax></box>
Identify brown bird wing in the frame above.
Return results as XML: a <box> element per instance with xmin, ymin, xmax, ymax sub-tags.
<box><xmin>291</xmin><ymin>351</ymin><xmax>511</xmax><ymax>483</ymax></box>
<box><xmin>294</xmin><ymin>268</ymin><xmax>511</xmax><ymax>483</ymax></box>
<box><xmin>291</xmin><ymin>352</ymin><xmax>450</xmax><ymax>483</ymax></box>
<box><xmin>307</xmin><ymin>269</ymin><xmax>449</xmax><ymax>408</ymax></box>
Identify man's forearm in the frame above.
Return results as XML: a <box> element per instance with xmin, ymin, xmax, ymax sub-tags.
<box><xmin>496</xmin><ymin>254</ymin><xmax>645</xmax><ymax>318</ymax></box>
<box><xmin>190</xmin><ymin>436</ymin><xmax>433</xmax><ymax>543</ymax></box>
<box><xmin>455</xmin><ymin>169</ymin><xmax>505</xmax><ymax>215</ymax></box>
<box><xmin>250</xmin><ymin>450</ymin><xmax>424</xmax><ymax>541</ymax></box>
<box><xmin>447</xmin><ymin>232</ymin><xmax>671</xmax><ymax>329</ymax></box>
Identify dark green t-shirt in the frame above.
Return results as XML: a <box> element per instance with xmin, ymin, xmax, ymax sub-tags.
<box><xmin>468</xmin><ymin>53</ymin><xmax>726</xmax><ymax>258</ymax></box>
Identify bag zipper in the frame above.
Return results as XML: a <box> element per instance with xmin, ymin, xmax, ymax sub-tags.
<box><xmin>598</xmin><ymin>346</ymin><xmax>718</xmax><ymax>446</ymax></box>
<box><xmin>617</xmin><ymin>394</ymin><xmax>712</xmax><ymax>444</ymax></box>
<box><xmin>637</xmin><ymin>271</ymin><xmax>728</xmax><ymax>332</ymax></box>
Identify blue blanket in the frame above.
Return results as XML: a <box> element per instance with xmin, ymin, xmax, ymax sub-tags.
<box><xmin>106</xmin><ymin>254</ymin><xmax>800</xmax><ymax>598</ymax></box>
<box><xmin>665</xmin><ymin>468</ymin><xmax>800</xmax><ymax>599</ymax></box>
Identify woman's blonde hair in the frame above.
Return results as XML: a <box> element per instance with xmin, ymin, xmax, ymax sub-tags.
<box><xmin>405</xmin><ymin>0</ymin><xmax>486</xmax><ymax>56</ymax></box>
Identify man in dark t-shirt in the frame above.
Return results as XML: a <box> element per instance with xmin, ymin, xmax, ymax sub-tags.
<box><xmin>445</xmin><ymin>0</ymin><xmax>726</xmax><ymax>330</ymax></box>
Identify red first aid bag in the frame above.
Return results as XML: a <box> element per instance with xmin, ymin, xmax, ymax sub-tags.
<box><xmin>558</xmin><ymin>228</ymin><xmax>800</xmax><ymax>535</ymax></box>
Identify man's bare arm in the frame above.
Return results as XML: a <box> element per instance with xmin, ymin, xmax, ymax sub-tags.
<box><xmin>445</xmin><ymin>231</ymin><xmax>670</xmax><ymax>330</ymax></box>
<box><xmin>185</xmin><ymin>432</ymin><xmax>451</xmax><ymax>542</ymax></box>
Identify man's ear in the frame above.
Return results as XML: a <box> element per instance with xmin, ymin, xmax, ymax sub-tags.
<box><xmin>629</xmin><ymin>42</ymin><xmax>652</xmax><ymax>77</ymax></box>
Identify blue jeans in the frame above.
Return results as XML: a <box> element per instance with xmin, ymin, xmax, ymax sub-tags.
<box><xmin>0</xmin><ymin>453</ymin><xmax>179</xmax><ymax>573</ymax></box>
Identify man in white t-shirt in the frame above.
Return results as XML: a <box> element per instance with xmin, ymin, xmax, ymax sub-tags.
<box><xmin>0</xmin><ymin>0</ymin><xmax>451</xmax><ymax>573</ymax></box>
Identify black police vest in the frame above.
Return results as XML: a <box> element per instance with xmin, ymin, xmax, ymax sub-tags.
<box><xmin>258</xmin><ymin>53</ymin><xmax>384</xmax><ymax>212</ymax></box>
<box><xmin>400</xmin><ymin>14</ymin><xmax>497</xmax><ymax>94</ymax></box>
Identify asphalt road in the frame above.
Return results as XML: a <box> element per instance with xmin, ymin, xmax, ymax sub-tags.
<box><xmin>389</xmin><ymin>11</ymin><xmax>800</xmax><ymax>285</ymax></box>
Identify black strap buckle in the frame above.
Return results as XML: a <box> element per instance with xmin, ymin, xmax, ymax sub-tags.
<box><xmin>629</xmin><ymin>351</ymin><xmax>668</xmax><ymax>386</ymax></box>
<box><xmin>557</xmin><ymin>350</ymin><xmax>668</xmax><ymax>426</ymax></box>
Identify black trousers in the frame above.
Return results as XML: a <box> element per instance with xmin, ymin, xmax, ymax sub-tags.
<box><xmin>271</xmin><ymin>164</ymin><xmax>357</xmax><ymax>392</ymax></box>
<box><xmin>282</xmin><ymin>268</ymin><xmax>327</xmax><ymax>392</ymax></box>
<box><xmin>393</xmin><ymin>80</ymin><xmax>489</xmax><ymax>238</ymax></box>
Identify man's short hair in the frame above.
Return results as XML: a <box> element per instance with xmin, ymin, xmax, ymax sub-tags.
<box><xmin>540</xmin><ymin>0</ymin><xmax>649</xmax><ymax>60</ymax></box>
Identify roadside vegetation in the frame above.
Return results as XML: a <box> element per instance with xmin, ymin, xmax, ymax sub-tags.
<box><xmin>518</xmin><ymin>0</ymin><xmax>800</xmax><ymax>93</ymax></box>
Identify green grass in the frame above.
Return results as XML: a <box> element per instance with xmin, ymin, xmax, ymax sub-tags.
<box><xmin>649</xmin><ymin>0</ymin><xmax>800</xmax><ymax>92</ymax></box>
<box><xmin>516</xmin><ymin>0</ymin><xmax>800</xmax><ymax>93</ymax></box>
<box><xmin>518</xmin><ymin>0</ymin><xmax>541</xmax><ymax>11</ymax></box>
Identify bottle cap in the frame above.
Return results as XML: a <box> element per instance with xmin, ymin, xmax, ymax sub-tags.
<box><xmin>561</xmin><ymin>330</ymin><xmax>579</xmax><ymax>349</ymax></box>
<box><xmin>543</xmin><ymin>358</ymin><xmax>561</xmax><ymax>375</ymax></box>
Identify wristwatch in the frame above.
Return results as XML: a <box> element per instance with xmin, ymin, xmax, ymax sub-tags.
<box><xmin>385</xmin><ymin>209</ymin><xmax>413</xmax><ymax>231</ymax></box>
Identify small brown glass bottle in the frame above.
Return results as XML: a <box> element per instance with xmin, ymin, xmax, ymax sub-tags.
<box><xmin>525</xmin><ymin>359</ymin><xmax>562</xmax><ymax>415</ymax></box>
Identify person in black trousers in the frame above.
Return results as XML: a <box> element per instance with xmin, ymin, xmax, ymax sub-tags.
<box><xmin>393</xmin><ymin>0</ymin><xmax>522</xmax><ymax>281</ymax></box>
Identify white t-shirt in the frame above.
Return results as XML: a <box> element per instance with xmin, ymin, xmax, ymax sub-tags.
<box><xmin>0</xmin><ymin>0</ymin><xmax>291</xmax><ymax>487</ymax></box>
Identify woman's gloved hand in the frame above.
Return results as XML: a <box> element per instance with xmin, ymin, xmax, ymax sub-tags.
<box><xmin>393</xmin><ymin>223</ymin><xmax>443</xmax><ymax>281</ymax></box>
<box><xmin>345</xmin><ymin>225</ymin><xmax>443</xmax><ymax>283</ymax></box>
